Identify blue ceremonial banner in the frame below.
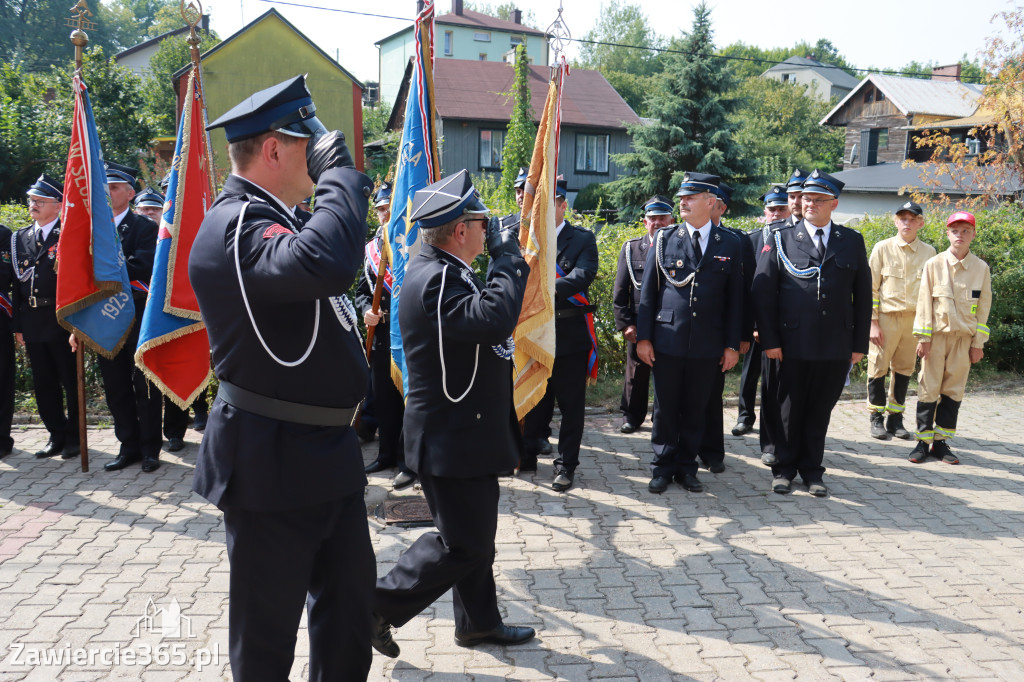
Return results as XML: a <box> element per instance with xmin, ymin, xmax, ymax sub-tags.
<box><xmin>56</xmin><ymin>75</ymin><xmax>135</xmax><ymax>358</ymax></box>
<box><xmin>135</xmin><ymin>64</ymin><xmax>213</xmax><ymax>409</ymax></box>
<box><xmin>384</xmin><ymin>0</ymin><xmax>440</xmax><ymax>395</ymax></box>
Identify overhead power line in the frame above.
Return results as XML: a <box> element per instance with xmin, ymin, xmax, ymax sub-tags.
<box><xmin>252</xmin><ymin>0</ymin><xmax>987</xmax><ymax>84</ymax></box>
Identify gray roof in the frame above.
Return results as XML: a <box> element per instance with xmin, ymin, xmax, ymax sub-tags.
<box><xmin>823</xmin><ymin>74</ymin><xmax>983</xmax><ymax>124</ymax></box>
<box><xmin>762</xmin><ymin>56</ymin><xmax>861</xmax><ymax>89</ymax></box>
<box><xmin>832</xmin><ymin>163</ymin><xmax>1022</xmax><ymax>196</ymax></box>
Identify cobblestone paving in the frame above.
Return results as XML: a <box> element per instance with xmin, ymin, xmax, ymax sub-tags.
<box><xmin>0</xmin><ymin>391</ymin><xmax>1021</xmax><ymax>680</ymax></box>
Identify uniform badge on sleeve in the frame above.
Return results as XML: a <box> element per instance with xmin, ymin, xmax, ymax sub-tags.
<box><xmin>262</xmin><ymin>224</ymin><xmax>293</xmax><ymax>239</ymax></box>
<box><xmin>761</xmin><ymin>244</ymin><xmax>772</xmax><ymax>253</ymax></box>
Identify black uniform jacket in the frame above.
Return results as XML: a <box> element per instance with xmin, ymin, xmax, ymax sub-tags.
<box><xmin>612</xmin><ymin>234</ymin><xmax>651</xmax><ymax>332</ymax></box>
<box><xmin>400</xmin><ymin>243</ymin><xmax>528</xmax><ymax>478</ymax></box>
<box><xmin>0</xmin><ymin>225</ymin><xmax>12</xmax><ymax>331</ymax></box>
<box><xmin>637</xmin><ymin>224</ymin><xmax>744</xmax><ymax>359</ymax></box>
<box><xmin>719</xmin><ymin>222</ymin><xmax>757</xmax><ymax>343</ymax></box>
<box><xmin>354</xmin><ymin>230</ymin><xmax>392</xmax><ymax>353</ymax></box>
<box><xmin>11</xmin><ymin>221</ymin><xmax>64</xmax><ymax>343</ymax></box>
<box><xmin>553</xmin><ymin>221</ymin><xmax>598</xmax><ymax>357</ymax></box>
<box><xmin>752</xmin><ymin>219</ymin><xmax>872</xmax><ymax>362</ymax></box>
<box><xmin>115</xmin><ymin>211</ymin><xmax>158</xmax><ymax>305</ymax></box>
<box><xmin>189</xmin><ymin>169</ymin><xmax>372</xmax><ymax>511</ymax></box>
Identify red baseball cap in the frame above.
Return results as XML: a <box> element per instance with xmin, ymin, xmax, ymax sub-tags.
<box><xmin>946</xmin><ymin>211</ymin><xmax>976</xmax><ymax>227</ymax></box>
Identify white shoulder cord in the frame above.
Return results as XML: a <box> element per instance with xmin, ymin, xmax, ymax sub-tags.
<box><xmin>624</xmin><ymin>240</ymin><xmax>642</xmax><ymax>289</ymax></box>
<box><xmin>438</xmin><ymin>263</ymin><xmax>480</xmax><ymax>403</ymax></box>
<box><xmin>233</xmin><ymin>202</ymin><xmax>320</xmax><ymax>367</ymax></box>
<box><xmin>655</xmin><ymin>229</ymin><xmax>697</xmax><ymax>289</ymax></box>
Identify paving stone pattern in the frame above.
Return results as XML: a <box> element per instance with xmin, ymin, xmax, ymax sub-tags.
<box><xmin>0</xmin><ymin>391</ymin><xmax>1021</xmax><ymax>680</ymax></box>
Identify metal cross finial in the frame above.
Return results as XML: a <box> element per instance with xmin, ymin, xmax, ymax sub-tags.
<box><xmin>545</xmin><ymin>0</ymin><xmax>571</xmax><ymax>64</ymax></box>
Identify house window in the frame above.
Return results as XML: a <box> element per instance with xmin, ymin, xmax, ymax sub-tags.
<box><xmin>877</xmin><ymin>128</ymin><xmax>889</xmax><ymax>149</ymax></box>
<box><xmin>876</xmin><ymin>90</ymin><xmax>886</xmax><ymax>102</ymax></box>
<box><xmin>781</xmin><ymin>73</ymin><xmax>790</xmax><ymax>83</ymax></box>
<box><xmin>444</xmin><ymin>31</ymin><xmax>453</xmax><ymax>56</ymax></box>
<box><xmin>510</xmin><ymin>35</ymin><xmax>524</xmax><ymax>47</ymax></box>
<box><xmin>575</xmin><ymin>133</ymin><xmax>609</xmax><ymax>173</ymax></box>
<box><xmin>479</xmin><ymin>129</ymin><xmax>505</xmax><ymax>170</ymax></box>
<box><xmin>474</xmin><ymin>31</ymin><xmax>491</xmax><ymax>42</ymax></box>
<box><xmin>479</xmin><ymin>53</ymin><xmax>487</xmax><ymax>61</ymax></box>
<box><xmin>863</xmin><ymin>88</ymin><xmax>874</xmax><ymax>104</ymax></box>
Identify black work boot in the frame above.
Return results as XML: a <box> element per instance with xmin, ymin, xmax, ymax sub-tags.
<box><xmin>908</xmin><ymin>440</ymin><xmax>930</xmax><ymax>463</ymax></box>
<box><xmin>870</xmin><ymin>411</ymin><xmax>890</xmax><ymax>440</ymax></box>
<box><xmin>886</xmin><ymin>413</ymin><xmax>912</xmax><ymax>440</ymax></box>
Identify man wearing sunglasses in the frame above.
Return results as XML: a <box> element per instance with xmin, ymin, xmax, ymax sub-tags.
<box><xmin>190</xmin><ymin>75</ymin><xmax>376</xmax><ymax>680</ymax></box>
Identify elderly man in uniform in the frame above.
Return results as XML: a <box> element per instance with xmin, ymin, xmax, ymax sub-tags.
<box><xmin>613</xmin><ymin>195</ymin><xmax>673</xmax><ymax>434</ymax></box>
<box><xmin>189</xmin><ymin>75</ymin><xmax>375</xmax><ymax>680</ymax></box>
<box><xmin>637</xmin><ymin>172</ymin><xmax>743</xmax><ymax>494</ymax></box>
<box><xmin>371</xmin><ymin>170</ymin><xmax>534</xmax><ymax>657</ymax></box>
<box><xmin>357</xmin><ymin>182</ymin><xmax>417</xmax><ymax>490</ymax></box>
<box><xmin>522</xmin><ymin>179</ymin><xmax>598</xmax><ymax>492</ymax></box>
<box><xmin>733</xmin><ymin>184</ymin><xmax>789</xmax><ymax>442</ymax></box>
<box><xmin>73</xmin><ymin>163</ymin><xmax>163</xmax><ymax>473</ymax></box>
<box><xmin>133</xmin><ymin>186</ymin><xmax>164</xmax><ymax>223</ymax></box>
<box><xmin>13</xmin><ymin>175</ymin><xmax>80</xmax><ymax>460</ymax></box>
<box><xmin>753</xmin><ymin>170</ymin><xmax>871</xmax><ymax>497</ymax></box>
<box><xmin>698</xmin><ymin>181</ymin><xmax>754</xmax><ymax>473</ymax></box>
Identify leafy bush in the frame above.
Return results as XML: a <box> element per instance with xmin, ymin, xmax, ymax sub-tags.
<box><xmin>574</xmin><ymin>183</ymin><xmax>610</xmax><ymax>212</ymax></box>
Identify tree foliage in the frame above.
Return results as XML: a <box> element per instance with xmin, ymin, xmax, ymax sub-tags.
<box><xmin>606</xmin><ymin>2</ymin><xmax>756</xmax><ymax>218</ymax></box>
<box><xmin>574</xmin><ymin>1</ymin><xmax>664</xmax><ymax>116</ymax></box>
<box><xmin>143</xmin><ymin>29</ymin><xmax>221</xmax><ymax>136</ymax></box>
<box><xmin>718</xmin><ymin>38</ymin><xmax>858</xmax><ymax>81</ymax></box>
<box><xmin>731</xmin><ymin>77</ymin><xmax>846</xmax><ymax>181</ymax></box>
<box><xmin>499</xmin><ymin>45</ymin><xmax>536</xmax><ymax>205</ymax></box>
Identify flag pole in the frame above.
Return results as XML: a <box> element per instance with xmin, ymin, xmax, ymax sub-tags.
<box><xmin>67</xmin><ymin>0</ymin><xmax>94</xmax><ymax>472</ymax></box>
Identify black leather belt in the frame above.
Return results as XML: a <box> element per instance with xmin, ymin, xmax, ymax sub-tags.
<box><xmin>27</xmin><ymin>296</ymin><xmax>55</xmax><ymax>308</ymax></box>
<box><xmin>217</xmin><ymin>379</ymin><xmax>361</xmax><ymax>427</ymax></box>
<box><xmin>555</xmin><ymin>305</ymin><xmax>596</xmax><ymax>319</ymax></box>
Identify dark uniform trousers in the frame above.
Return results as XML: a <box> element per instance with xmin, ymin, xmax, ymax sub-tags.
<box><xmin>163</xmin><ymin>390</ymin><xmax>208</xmax><ymax>440</ymax></box>
<box><xmin>375</xmin><ymin>473</ymin><xmax>501</xmax><ymax>633</ymax></box>
<box><xmin>0</xmin><ymin>317</ymin><xmax>13</xmax><ymax>452</ymax></box>
<box><xmin>737</xmin><ymin>340</ymin><xmax>761</xmax><ymax>427</ymax></box>
<box><xmin>639</xmin><ymin>224</ymin><xmax>744</xmax><ymax>479</ymax></box>
<box><xmin>619</xmin><ymin>340</ymin><xmax>651</xmax><ymax>428</ymax></box>
<box><xmin>522</xmin><ymin>222</ymin><xmax>598</xmax><ymax>473</ymax></box>
<box><xmin>753</xmin><ymin>219</ymin><xmax>871</xmax><ymax>484</ymax></box>
<box><xmin>12</xmin><ymin>223</ymin><xmax>79</xmax><ymax>447</ymax></box>
<box><xmin>758</xmin><ymin>353</ymin><xmax>781</xmax><ymax>455</ymax></box>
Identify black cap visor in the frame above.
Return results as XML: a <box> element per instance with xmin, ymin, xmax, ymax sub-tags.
<box><xmin>271</xmin><ymin>105</ymin><xmax>327</xmax><ymax>138</ymax></box>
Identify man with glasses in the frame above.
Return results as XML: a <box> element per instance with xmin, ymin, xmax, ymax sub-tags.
<box><xmin>753</xmin><ymin>170</ymin><xmax>871</xmax><ymax>497</ymax></box>
<box><xmin>12</xmin><ymin>175</ymin><xmax>80</xmax><ymax>460</ymax></box>
<box><xmin>372</xmin><ymin>170</ymin><xmax>535</xmax><ymax>658</ymax></box>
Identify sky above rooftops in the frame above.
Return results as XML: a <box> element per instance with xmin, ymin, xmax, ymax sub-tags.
<box><xmin>207</xmin><ymin>0</ymin><xmax>1013</xmax><ymax>85</ymax></box>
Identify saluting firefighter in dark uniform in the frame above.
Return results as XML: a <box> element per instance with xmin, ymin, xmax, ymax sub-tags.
<box><xmin>698</xmin><ymin>181</ymin><xmax>755</xmax><ymax>472</ymax></box>
<box><xmin>613</xmin><ymin>196</ymin><xmax>674</xmax><ymax>434</ymax></box>
<box><xmin>371</xmin><ymin>170</ymin><xmax>535</xmax><ymax>658</ymax></box>
<box><xmin>356</xmin><ymin>181</ymin><xmax>416</xmax><ymax>491</ymax></box>
<box><xmin>189</xmin><ymin>75</ymin><xmax>376</xmax><ymax>680</ymax></box>
<box><xmin>637</xmin><ymin>173</ymin><xmax>744</xmax><ymax>494</ymax></box>
<box><xmin>522</xmin><ymin>179</ymin><xmax>599</xmax><ymax>493</ymax></box>
<box><xmin>73</xmin><ymin>163</ymin><xmax>163</xmax><ymax>473</ymax></box>
<box><xmin>753</xmin><ymin>170</ymin><xmax>871</xmax><ymax>497</ymax></box>
<box><xmin>13</xmin><ymin>175</ymin><xmax>80</xmax><ymax>460</ymax></box>
<box><xmin>500</xmin><ymin>166</ymin><xmax>528</xmax><ymax>231</ymax></box>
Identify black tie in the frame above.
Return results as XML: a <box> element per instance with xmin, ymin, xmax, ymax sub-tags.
<box><xmin>815</xmin><ymin>228</ymin><xmax>825</xmax><ymax>263</ymax></box>
<box><xmin>692</xmin><ymin>229</ymin><xmax>702</xmax><ymax>263</ymax></box>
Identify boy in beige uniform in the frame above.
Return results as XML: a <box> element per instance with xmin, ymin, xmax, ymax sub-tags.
<box><xmin>909</xmin><ymin>211</ymin><xmax>992</xmax><ymax>464</ymax></box>
<box><xmin>867</xmin><ymin>201</ymin><xmax>936</xmax><ymax>440</ymax></box>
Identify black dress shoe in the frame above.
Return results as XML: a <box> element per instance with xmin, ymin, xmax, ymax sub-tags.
<box><xmin>539</xmin><ymin>440</ymin><xmax>553</xmax><ymax>455</ymax></box>
<box><xmin>648</xmin><ymin>475</ymin><xmax>671</xmax><ymax>494</ymax></box>
<box><xmin>620</xmin><ymin>421</ymin><xmax>637</xmax><ymax>434</ymax></box>
<box><xmin>364</xmin><ymin>459</ymin><xmax>393</xmax><ymax>474</ymax></box>
<box><xmin>104</xmin><ymin>454</ymin><xmax>141</xmax><ymax>472</ymax></box>
<box><xmin>806</xmin><ymin>481</ymin><xmax>828</xmax><ymax>497</ymax></box>
<box><xmin>0</xmin><ymin>447</ymin><xmax>12</xmax><ymax>460</ymax></box>
<box><xmin>371</xmin><ymin>613</ymin><xmax>400</xmax><ymax>658</ymax></box>
<box><xmin>772</xmin><ymin>477</ymin><xmax>792</xmax><ymax>494</ymax></box>
<box><xmin>518</xmin><ymin>457</ymin><xmax>537</xmax><ymax>472</ymax></box>
<box><xmin>675</xmin><ymin>473</ymin><xmax>703</xmax><ymax>492</ymax></box>
<box><xmin>141</xmin><ymin>457</ymin><xmax>161</xmax><ymax>473</ymax></box>
<box><xmin>761</xmin><ymin>452</ymin><xmax>777</xmax><ymax>466</ymax></box>
<box><xmin>34</xmin><ymin>439</ymin><xmax>64</xmax><ymax>459</ymax></box>
<box><xmin>705</xmin><ymin>462</ymin><xmax>726</xmax><ymax>474</ymax></box>
<box><xmin>61</xmin><ymin>443</ymin><xmax>81</xmax><ymax>460</ymax></box>
<box><xmin>551</xmin><ymin>471</ymin><xmax>574</xmax><ymax>492</ymax></box>
<box><xmin>192</xmin><ymin>412</ymin><xmax>208</xmax><ymax>432</ymax></box>
<box><xmin>392</xmin><ymin>471</ymin><xmax>417</xmax><ymax>490</ymax></box>
<box><xmin>166</xmin><ymin>438</ymin><xmax>185</xmax><ymax>452</ymax></box>
<box><xmin>455</xmin><ymin>624</ymin><xmax>536</xmax><ymax>647</ymax></box>
<box><xmin>731</xmin><ymin>422</ymin><xmax>753</xmax><ymax>436</ymax></box>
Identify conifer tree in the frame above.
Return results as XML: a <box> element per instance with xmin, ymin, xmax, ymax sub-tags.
<box><xmin>607</xmin><ymin>2</ymin><xmax>756</xmax><ymax>218</ymax></box>
<box><xmin>500</xmin><ymin>45</ymin><xmax>536</xmax><ymax>206</ymax></box>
